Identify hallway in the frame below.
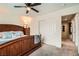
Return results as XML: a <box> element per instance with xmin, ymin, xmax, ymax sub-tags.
<box><xmin>62</xmin><ymin>39</ymin><xmax>78</xmax><ymax>56</ymax></box>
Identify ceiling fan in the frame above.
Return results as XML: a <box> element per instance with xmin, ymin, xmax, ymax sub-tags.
<box><xmin>14</xmin><ymin>3</ymin><xmax>41</xmax><ymax>14</ymax></box>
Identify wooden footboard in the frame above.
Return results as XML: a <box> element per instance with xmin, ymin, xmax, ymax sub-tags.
<box><xmin>0</xmin><ymin>36</ymin><xmax>41</xmax><ymax>56</ymax></box>
<box><xmin>0</xmin><ymin>24</ymin><xmax>41</xmax><ymax>56</ymax></box>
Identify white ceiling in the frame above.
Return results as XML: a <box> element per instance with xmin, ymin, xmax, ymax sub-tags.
<box><xmin>28</xmin><ymin>3</ymin><xmax>79</xmax><ymax>17</ymax></box>
<box><xmin>0</xmin><ymin>3</ymin><xmax>79</xmax><ymax>17</ymax></box>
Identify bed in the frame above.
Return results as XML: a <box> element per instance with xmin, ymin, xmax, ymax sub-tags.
<box><xmin>0</xmin><ymin>24</ymin><xmax>41</xmax><ymax>56</ymax></box>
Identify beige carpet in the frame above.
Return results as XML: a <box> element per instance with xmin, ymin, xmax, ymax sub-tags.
<box><xmin>29</xmin><ymin>43</ymin><xmax>78</xmax><ymax>56</ymax></box>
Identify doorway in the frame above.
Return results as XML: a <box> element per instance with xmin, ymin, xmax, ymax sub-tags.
<box><xmin>61</xmin><ymin>14</ymin><xmax>76</xmax><ymax>48</ymax></box>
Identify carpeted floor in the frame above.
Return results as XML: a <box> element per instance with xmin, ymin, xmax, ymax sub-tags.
<box><xmin>29</xmin><ymin>41</ymin><xmax>78</xmax><ymax>56</ymax></box>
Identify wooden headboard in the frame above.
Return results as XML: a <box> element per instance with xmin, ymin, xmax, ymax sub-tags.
<box><xmin>0</xmin><ymin>24</ymin><xmax>30</xmax><ymax>35</ymax></box>
<box><xmin>0</xmin><ymin>24</ymin><xmax>24</xmax><ymax>32</ymax></box>
<box><xmin>0</xmin><ymin>24</ymin><xmax>27</xmax><ymax>35</ymax></box>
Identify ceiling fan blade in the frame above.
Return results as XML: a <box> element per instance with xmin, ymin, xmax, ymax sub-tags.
<box><xmin>25</xmin><ymin>3</ymin><xmax>28</xmax><ymax>6</ymax></box>
<box><xmin>31</xmin><ymin>3</ymin><xmax>41</xmax><ymax>6</ymax></box>
<box><xmin>14</xmin><ymin>6</ymin><xmax>26</xmax><ymax>8</ymax></box>
<box><xmin>26</xmin><ymin>10</ymin><xmax>29</xmax><ymax>14</ymax></box>
<box><xmin>31</xmin><ymin>8</ymin><xmax>39</xmax><ymax>13</ymax></box>
<box><xmin>25</xmin><ymin>3</ymin><xmax>31</xmax><ymax>6</ymax></box>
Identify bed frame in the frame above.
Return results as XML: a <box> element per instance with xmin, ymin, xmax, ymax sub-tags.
<box><xmin>0</xmin><ymin>24</ymin><xmax>41</xmax><ymax>56</ymax></box>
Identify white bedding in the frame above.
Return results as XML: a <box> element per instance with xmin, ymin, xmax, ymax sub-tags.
<box><xmin>0</xmin><ymin>35</ymin><xmax>27</xmax><ymax>45</ymax></box>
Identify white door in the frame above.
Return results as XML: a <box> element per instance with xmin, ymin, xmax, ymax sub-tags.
<box><xmin>74</xmin><ymin>14</ymin><xmax>79</xmax><ymax>46</ymax></box>
<box><xmin>39</xmin><ymin>20</ymin><xmax>52</xmax><ymax>44</ymax></box>
<box><xmin>74</xmin><ymin>14</ymin><xmax>79</xmax><ymax>53</ymax></box>
<box><xmin>39</xmin><ymin>19</ymin><xmax>61</xmax><ymax>48</ymax></box>
<box><xmin>72</xmin><ymin>19</ymin><xmax>76</xmax><ymax>43</ymax></box>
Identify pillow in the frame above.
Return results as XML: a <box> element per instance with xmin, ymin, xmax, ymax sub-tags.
<box><xmin>0</xmin><ymin>33</ymin><xmax>3</xmax><ymax>38</ymax></box>
<box><xmin>0</xmin><ymin>32</ymin><xmax>12</xmax><ymax>39</ymax></box>
<box><xmin>2</xmin><ymin>32</ymin><xmax>12</xmax><ymax>39</ymax></box>
<box><xmin>11</xmin><ymin>31</ymin><xmax>24</xmax><ymax>38</ymax></box>
<box><xmin>0</xmin><ymin>31</ymin><xmax>24</xmax><ymax>39</ymax></box>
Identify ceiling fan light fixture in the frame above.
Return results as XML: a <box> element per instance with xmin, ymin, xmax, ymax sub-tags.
<box><xmin>14</xmin><ymin>3</ymin><xmax>41</xmax><ymax>14</ymax></box>
<box><xmin>27</xmin><ymin>7</ymin><xmax>31</xmax><ymax>11</ymax></box>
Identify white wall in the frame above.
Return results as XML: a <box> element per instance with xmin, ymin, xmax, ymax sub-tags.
<box><xmin>30</xmin><ymin>18</ymin><xmax>40</xmax><ymax>35</ymax></box>
<box><xmin>30</xmin><ymin>13</ymin><xmax>61</xmax><ymax>48</ymax></box>
<box><xmin>0</xmin><ymin>4</ymin><xmax>26</xmax><ymax>26</ymax></box>
<box><xmin>30</xmin><ymin>5</ymin><xmax>79</xmax><ymax>48</ymax></box>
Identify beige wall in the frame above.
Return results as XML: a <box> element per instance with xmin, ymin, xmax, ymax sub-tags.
<box><xmin>62</xmin><ymin>23</ymin><xmax>69</xmax><ymax>40</ymax></box>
